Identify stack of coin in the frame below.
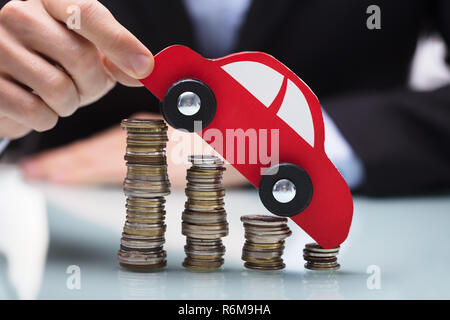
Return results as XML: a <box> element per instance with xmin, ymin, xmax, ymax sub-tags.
<box><xmin>182</xmin><ymin>155</ymin><xmax>228</xmax><ymax>271</ymax></box>
<box><xmin>303</xmin><ymin>243</ymin><xmax>340</xmax><ymax>271</ymax></box>
<box><xmin>241</xmin><ymin>215</ymin><xmax>292</xmax><ymax>270</ymax></box>
<box><xmin>118</xmin><ymin>119</ymin><xmax>171</xmax><ymax>271</ymax></box>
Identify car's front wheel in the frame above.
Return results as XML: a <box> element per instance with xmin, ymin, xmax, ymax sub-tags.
<box><xmin>161</xmin><ymin>78</ymin><xmax>216</xmax><ymax>132</ymax></box>
<box><xmin>258</xmin><ymin>163</ymin><xmax>313</xmax><ymax>217</ymax></box>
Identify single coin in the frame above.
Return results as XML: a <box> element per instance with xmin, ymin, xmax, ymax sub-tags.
<box><xmin>242</xmin><ymin>249</ymin><xmax>283</xmax><ymax>258</ymax></box>
<box><xmin>126</xmin><ymin>204</ymin><xmax>165</xmax><ymax>211</ymax></box>
<box><xmin>245</xmin><ymin>231</ymin><xmax>292</xmax><ymax>243</ymax></box>
<box><xmin>305</xmin><ymin>243</ymin><xmax>340</xmax><ymax>253</ymax></box>
<box><xmin>126</xmin><ymin>139</ymin><xmax>166</xmax><ymax>146</ymax></box>
<box><xmin>124</xmin><ymin>226</ymin><xmax>166</xmax><ymax>237</ymax></box>
<box><xmin>126</xmin><ymin>174</ymin><xmax>169</xmax><ymax>182</ymax></box>
<box><xmin>125</xmin><ymin>155</ymin><xmax>167</xmax><ymax>165</ymax></box>
<box><xmin>184</xmin><ymin>206</ymin><xmax>225</xmax><ymax>213</ymax></box>
<box><xmin>185</xmin><ymin>245</ymin><xmax>226</xmax><ymax>253</ymax></box>
<box><xmin>127</xmin><ymin>197</ymin><xmax>165</xmax><ymax>206</ymax></box>
<box><xmin>243</xmin><ymin>241</ymin><xmax>285</xmax><ymax>250</ymax></box>
<box><xmin>305</xmin><ymin>260</ymin><xmax>340</xmax><ymax>267</ymax></box>
<box><xmin>126</xmin><ymin>207</ymin><xmax>165</xmax><ymax>214</ymax></box>
<box><xmin>120</xmin><ymin>238</ymin><xmax>165</xmax><ymax>249</ymax></box>
<box><xmin>182</xmin><ymin>212</ymin><xmax>227</xmax><ymax>224</ymax></box>
<box><xmin>184</xmin><ymin>257</ymin><xmax>224</xmax><ymax>267</ymax></box>
<box><xmin>182</xmin><ymin>262</ymin><xmax>222</xmax><ymax>271</ymax></box>
<box><xmin>121</xmin><ymin>233</ymin><xmax>165</xmax><ymax>240</ymax></box>
<box><xmin>185</xmin><ymin>253</ymin><xmax>225</xmax><ymax>260</ymax></box>
<box><xmin>186</xmin><ymin>199</ymin><xmax>225</xmax><ymax>206</ymax></box>
<box><xmin>240</xmin><ymin>215</ymin><xmax>288</xmax><ymax>226</ymax></box>
<box><xmin>304</xmin><ymin>263</ymin><xmax>340</xmax><ymax>271</ymax></box>
<box><xmin>126</xmin><ymin>134</ymin><xmax>168</xmax><ymax>140</ymax></box>
<box><xmin>186</xmin><ymin>183</ymin><xmax>224</xmax><ymax>191</ymax></box>
<box><xmin>188</xmin><ymin>155</ymin><xmax>224</xmax><ymax>166</ymax></box>
<box><xmin>242</xmin><ymin>256</ymin><xmax>284</xmax><ymax>263</ymax></box>
<box><xmin>182</xmin><ymin>231</ymin><xmax>228</xmax><ymax>240</ymax></box>
<box><xmin>182</xmin><ymin>222</ymin><xmax>228</xmax><ymax>230</ymax></box>
<box><xmin>126</xmin><ymin>216</ymin><xmax>165</xmax><ymax>224</ymax></box>
<box><xmin>126</xmin><ymin>146</ymin><xmax>167</xmax><ymax>153</ymax></box>
<box><xmin>185</xmin><ymin>189</ymin><xmax>225</xmax><ymax>198</ymax></box>
<box><xmin>186</xmin><ymin>238</ymin><xmax>223</xmax><ymax>245</ymax></box>
<box><xmin>120</xmin><ymin>245</ymin><xmax>163</xmax><ymax>253</ymax></box>
<box><xmin>126</xmin><ymin>212</ymin><xmax>166</xmax><ymax>220</ymax></box>
<box><xmin>303</xmin><ymin>255</ymin><xmax>337</xmax><ymax>263</ymax></box>
<box><xmin>187</xmin><ymin>169</ymin><xmax>225</xmax><ymax>176</ymax></box>
<box><xmin>126</xmin><ymin>163</ymin><xmax>168</xmax><ymax>169</ymax></box>
<box><xmin>126</xmin><ymin>171</ymin><xmax>168</xmax><ymax>178</ymax></box>
<box><xmin>244</xmin><ymin>262</ymin><xmax>285</xmax><ymax>271</ymax></box>
<box><xmin>117</xmin><ymin>250</ymin><xmax>167</xmax><ymax>265</ymax></box>
<box><xmin>243</xmin><ymin>224</ymin><xmax>291</xmax><ymax>235</ymax></box>
<box><xmin>121</xmin><ymin>118</ymin><xmax>167</xmax><ymax>128</ymax></box>
<box><xmin>186</xmin><ymin>177</ymin><xmax>223</xmax><ymax>184</ymax></box>
<box><xmin>119</xmin><ymin>261</ymin><xmax>167</xmax><ymax>271</ymax></box>
<box><xmin>123</xmin><ymin>189</ymin><xmax>170</xmax><ymax>198</ymax></box>
<box><xmin>303</xmin><ymin>249</ymin><xmax>339</xmax><ymax>258</ymax></box>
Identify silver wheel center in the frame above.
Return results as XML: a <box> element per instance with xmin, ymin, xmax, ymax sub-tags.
<box><xmin>177</xmin><ymin>91</ymin><xmax>201</xmax><ymax>116</ymax></box>
<box><xmin>272</xmin><ymin>179</ymin><xmax>296</xmax><ymax>203</ymax></box>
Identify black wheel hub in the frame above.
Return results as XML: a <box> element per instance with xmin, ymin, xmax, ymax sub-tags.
<box><xmin>259</xmin><ymin>163</ymin><xmax>313</xmax><ymax>217</ymax></box>
<box><xmin>161</xmin><ymin>78</ymin><xmax>216</xmax><ymax>132</ymax></box>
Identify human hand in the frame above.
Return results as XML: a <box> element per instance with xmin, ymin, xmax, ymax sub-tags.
<box><xmin>0</xmin><ymin>0</ymin><xmax>153</xmax><ymax>139</ymax></box>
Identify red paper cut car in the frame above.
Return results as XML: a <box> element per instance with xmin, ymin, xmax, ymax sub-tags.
<box><xmin>140</xmin><ymin>45</ymin><xmax>353</xmax><ymax>249</ymax></box>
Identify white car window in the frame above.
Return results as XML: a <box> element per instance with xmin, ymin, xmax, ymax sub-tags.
<box><xmin>277</xmin><ymin>79</ymin><xmax>315</xmax><ymax>147</ymax></box>
<box><xmin>221</xmin><ymin>61</ymin><xmax>283</xmax><ymax>107</ymax></box>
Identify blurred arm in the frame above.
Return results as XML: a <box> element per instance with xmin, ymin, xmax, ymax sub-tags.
<box><xmin>322</xmin><ymin>110</ymin><xmax>365</xmax><ymax>190</ymax></box>
<box><xmin>324</xmin><ymin>85</ymin><xmax>450</xmax><ymax>195</ymax></box>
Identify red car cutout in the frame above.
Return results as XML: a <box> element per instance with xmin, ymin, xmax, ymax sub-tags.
<box><xmin>140</xmin><ymin>45</ymin><xmax>353</xmax><ymax>249</ymax></box>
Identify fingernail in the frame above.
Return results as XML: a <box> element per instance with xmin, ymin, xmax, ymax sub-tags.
<box><xmin>130</xmin><ymin>54</ymin><xmax>153</xmax><ymax>78</ymax></box>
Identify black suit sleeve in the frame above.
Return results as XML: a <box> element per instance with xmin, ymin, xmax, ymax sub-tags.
<box><xmin>324</xmin><ymin>0</ymin><xmax>450</xmax><ymax>196</ymax></box>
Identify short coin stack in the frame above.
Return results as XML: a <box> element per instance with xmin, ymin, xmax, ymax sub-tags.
<box><xmin>241</xmin><ymin>215</ymin><xmax>292</xmax><ymax>270</ymax></box>
<box><xmin>182</xmin><ymin>155</ymin><xmax>228</xmax><ymax>271</ymax></box>
<box><xmin>118</xmin><ymin>119</ymin><xmax>171</xmax><ymax>271</ymax></box>
<box><xmin>303</xmin><ymin>243</ymin><xmax>340</xmax><ymax>271</ymax></box>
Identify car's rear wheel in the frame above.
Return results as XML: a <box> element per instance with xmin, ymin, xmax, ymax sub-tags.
<box><xmin>258</xmin><ymin>163</ymin><xmax>313</xmax><ymax>217</ymax></box>
<box><xmin>161</xmin><ymin>78</ymin><xmax>216</xmax><ymax>132</ymax></box>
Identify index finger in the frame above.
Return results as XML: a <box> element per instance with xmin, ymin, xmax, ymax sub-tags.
<box><xmin>42</xmin><ymin>0</ymin><xmax>153</xmax><ymax>79</ymax></box>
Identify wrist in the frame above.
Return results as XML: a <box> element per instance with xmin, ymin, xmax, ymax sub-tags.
<box><xmin>322</xmin><ymin>109</ymin><xmax>365</xmax><ymax>190</ymax></box>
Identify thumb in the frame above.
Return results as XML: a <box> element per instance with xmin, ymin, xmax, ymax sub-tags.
<box><xmin>101</xmin><ymin>53</ymin><xmax>147</xmax><ymax>87</ymax></box>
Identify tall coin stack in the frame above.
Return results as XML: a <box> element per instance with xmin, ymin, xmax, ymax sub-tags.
<box><xmin>118</xmin><ymin>119</ymin><xmax>171</xmax><ymax>271</ymax></box>
<box><xmin>241</xmin><ymin>215</ymin><xmax>292</xmax><ymax>270</ymax></box>
<box><xmin>182</xmin><ymin>155</ymin><xmax>228</xmax><ymax>271</ymax></box>
<box><xmin>303</xmin><ymin>243</ymin><xmax>340</xmax><ymax>271</ymax></box>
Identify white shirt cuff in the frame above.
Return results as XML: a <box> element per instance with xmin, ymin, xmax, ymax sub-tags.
<box><xmin>322</xmin><ymin>110</ymin><xmax>365</xmax><ymax>190</ymax></box>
